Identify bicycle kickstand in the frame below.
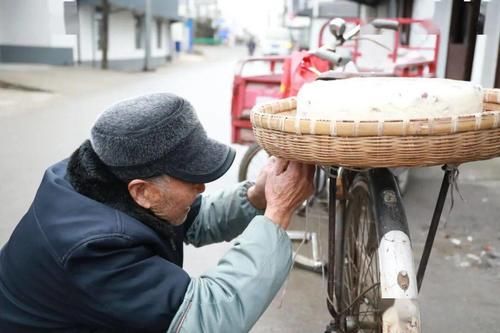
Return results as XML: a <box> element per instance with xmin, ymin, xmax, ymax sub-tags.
<box><xmin>416</xmin><ymin>164</ymin><xmax>459</xmax><ymax>291</ymax></box>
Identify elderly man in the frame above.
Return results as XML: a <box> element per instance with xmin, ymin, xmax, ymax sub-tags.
<box><xmin>0</xmin><ymin>93</ymin><xmax>314</xmax><ymax>332</ymax></box>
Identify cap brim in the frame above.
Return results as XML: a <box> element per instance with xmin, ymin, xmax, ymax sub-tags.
<box><xmin>163</xmin><ymin>136</ymin><xmax>236</xmax><ymax>184</ymax></box>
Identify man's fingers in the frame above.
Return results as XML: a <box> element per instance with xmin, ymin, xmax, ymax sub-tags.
<box><xmin>274</xmin><ymin>158</ymin><xmax>289</xmax><ymax>175</ymax></box>
<box><xmin>300</xmin><ymin>162</ymin><xmax>312</xmax><ymax>174</ymax></box>
<box><xmin>288</xmin><ymin>162</ymin><xmax>303</xmax><ymax>175</ymax></box>
<box><xmin>288</xmin><ymin>162</ymin><xmax>314</xmax><ymax>178</ymax></box>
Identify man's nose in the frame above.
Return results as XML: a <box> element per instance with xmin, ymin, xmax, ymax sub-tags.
<box><xmin>194</xmin><ymin>183</ymin><xmax>205</xmax><ymax>194</ymax></box>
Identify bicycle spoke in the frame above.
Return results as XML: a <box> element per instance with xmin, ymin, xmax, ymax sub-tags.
<box><xmin>357</xmin><ymin>204</ymin><xmax>369</xmax><ymax>304</ymax></box>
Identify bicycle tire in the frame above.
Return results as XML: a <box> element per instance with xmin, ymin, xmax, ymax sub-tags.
<box><xmin>337</xmin><ymin>171</ymin><xmax>419</xmax><ymax>332</ymax></box>
<box><xmin>238</xmin><ymin>143</ymin><xmax>266</xmax><ymax>182</ymax></box>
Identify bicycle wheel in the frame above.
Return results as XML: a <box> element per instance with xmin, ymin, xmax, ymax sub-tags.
<box><xmin>238</xmin><ymin>143</ymin><xmax>268</xmax><ymax>182</ymax></box>
<box><xmin>340</xmin><ymin>174</ymin><xmax>382</xmax><ymax>332</ymax></box>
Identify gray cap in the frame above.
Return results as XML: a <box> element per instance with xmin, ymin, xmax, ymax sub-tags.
<box><xmin>90</xmin><ymin>93</ymin><xmax>235</xmax><ymax>183</ymax></box>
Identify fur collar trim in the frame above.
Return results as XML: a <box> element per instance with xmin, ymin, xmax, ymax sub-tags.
<box><xmin>66</xmin><ymin>140</ymin><xmax>177</xmax><ymax>241</ymax></box>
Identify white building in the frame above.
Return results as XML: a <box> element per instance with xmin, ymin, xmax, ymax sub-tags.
<box><xmin>0</xmin><ymin>0</ymin><xmax>182</xmax><ymax>71</ymax></box>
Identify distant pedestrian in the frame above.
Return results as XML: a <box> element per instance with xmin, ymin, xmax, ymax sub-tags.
<box><xmin>247</xmin><ymin>36</ymin><xmax>257</xmax><ymax>56</ymax></box>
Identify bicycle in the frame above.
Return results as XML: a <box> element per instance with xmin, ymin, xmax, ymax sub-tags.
<box><xmin>249</xmin><ymin>19</ymin><xmax>500</xmax><ymax>333</ymax></box>
<box><xmin>252</xmin><ymin>90</ymin><xmax>500</xmax><ymax>332</ymax></box>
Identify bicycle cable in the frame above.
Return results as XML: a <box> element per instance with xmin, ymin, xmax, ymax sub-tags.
<box><xmin>443</xmin><ymin>165</ymin><xmax>464</xmax><ymax>228</ymax></box>
<box><xmin>277</xmin><ymin>197</ymin><xmax>313</xmax><ymax>308</ymax></box>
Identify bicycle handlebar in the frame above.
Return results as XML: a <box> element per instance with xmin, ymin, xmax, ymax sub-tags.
<box><xmin>311</xmin><ymin>18</ymin><xmax>401</xmax><ymax>68</ymax></box>
<box><xmin>371</xmin><ymin>18</ymin><xmax>400</xmax><ymax>31</ymax></box>
<box><xmin>311</xmin><ymin>47</ymin><xmax>351</xmax><ymax>67</ymax></box>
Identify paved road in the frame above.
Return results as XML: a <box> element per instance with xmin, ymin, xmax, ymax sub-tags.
<box><xmin>1</xmin><ymin>46</ymin><xmax>499</xmax><ymax>332</ymax></box>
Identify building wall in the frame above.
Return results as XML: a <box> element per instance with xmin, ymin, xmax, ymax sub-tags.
<box><xmin>432</xmin><ymin>0</ymin><xmax>498</xmax><ymax>87</ymax></box>
<box><xmin>0</xmin><ymin>0</ymin><xmax>176</xmax><ymax>69</ymax></box>
<box><xmin>172</xmin><ymin>21</ymin><xmax>187</xmax><ymax>51</ymax></box>
<box><xmin>0</xmin><ymin>0</ymin><xmax>52</xmax><ymax>46</ymax></box>
<box><xmin>470</xmin><ymin>0</ymin><xmax>499</xmax><ymax>88</ymax></box>
<box><xmin>108</xmin><ymin>11</ymin><xmax>144</xmax><ymax>60</ymax></box>
<box><xmin>93</xmin><ymin>11</ymin><xmax>170</xmax><ymax>59</ymax></box>
<box><xmin>78</xmin><ymin>4</ymin><xmax>96</xmax><ymax>63</ymax></box>
<box><xmin>431</xmin><ymin>0</ymin><xmax>452</xmax><ymax>78</ymax></box>
<box><xmin>0</xmin><ymin>0</ymin><xmax>76</xmax><ymax>48</ymax></box>
<box><xmin>76</xmin><ymin>4</ymin><xmax>172</xmax><ymax>70</ymax></box>
<box><xmin>0</xmin><ymin>0</ymin><xmax>74</xmax><ymax>65</ymax></box>
<box><xmin>48</xmin><ymin>0</ymin><xmax>77</xmax><ymax>48</ymax></box>
<box><xmin>164</xmin><ymin>22</ymin><xmax>173</xmax><ymax>59</ymax></box>
<box><xmin>412</xmin><ymin>0</ymin><xmax>434</xmax><ymax>19</ymax></box>
<box><xmin>153</xmin><ymin>20</ymin><xmax>172</xmax><ymax>58</ymax></box>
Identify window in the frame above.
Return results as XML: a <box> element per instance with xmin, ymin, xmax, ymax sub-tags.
<box><xmin>135</xmin><ymin>15</ymin><xmax>144</xmax><ymax>49</ymax></box>
<box><xmin>157</xmin><ymin>20</ymin><xmax>162</xmax><ymax>48</ymax></box>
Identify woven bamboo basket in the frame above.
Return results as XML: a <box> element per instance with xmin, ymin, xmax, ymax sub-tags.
<box><xmin>251</xmin><ymin>88</ymin><xmax>500</xmax><ymax>168</ymax></box>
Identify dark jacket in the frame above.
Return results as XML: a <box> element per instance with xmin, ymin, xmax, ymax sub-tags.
<box><xmin>0</xmin><ymin>144</ymin><xmax>199</xmax><ymax>332</ymax></box>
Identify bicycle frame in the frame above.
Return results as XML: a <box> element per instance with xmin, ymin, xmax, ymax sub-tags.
<box><xmin>324</xmin><ymin>165</ymin><xmax>456</xmax><ymax>332</ymax></box>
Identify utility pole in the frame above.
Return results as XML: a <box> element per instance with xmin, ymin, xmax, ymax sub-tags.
<box><xmin>101</xmin><ymin>0</ymin><xmax>109</xmax><ymax>69</ymax></box>
<box><xmin>144</xmin><ymin>0</ymin><xmax>152</xmax><ymax>71</ymax></box>
<box><xmin>76</xmin><ymin>0</ymin><xmax>81</xmax><ymax>64</ymax></box>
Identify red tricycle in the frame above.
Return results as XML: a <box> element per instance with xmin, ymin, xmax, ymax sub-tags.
<box><xmin>230</xmin><ymin>17</ymin><xmax>440</xmax><ymax>183</ymax></box>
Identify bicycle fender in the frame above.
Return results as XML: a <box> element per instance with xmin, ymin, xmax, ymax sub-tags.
<box><xmin>367</xmin><ymin>169</ymin><xmax>418</xmax><ymax>299</ymax></box>
<box><xmin>378</xmin><ymin>230</ymin><xmax>418</xmax><ymax>299</ymax></box>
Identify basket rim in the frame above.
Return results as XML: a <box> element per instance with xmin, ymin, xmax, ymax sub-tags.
<box><xmin>254</xmin><ymin>126</ymin><xmax>500</xmax><ymax>168</ymax></box>
<box><xmin>251</xmin><ymin>88</ymin><xmax>500</xmax><ymax>137</ymax></box>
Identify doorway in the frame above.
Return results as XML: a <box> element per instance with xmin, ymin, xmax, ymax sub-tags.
<box><xmin>445</xmin><ymin>0</ymin><xmax>481</xmax><ymax>81</ymax></box>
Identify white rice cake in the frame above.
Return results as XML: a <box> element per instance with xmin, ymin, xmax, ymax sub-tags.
<box><xmin>296</xmin><ymin>77</ymin><xmax>483</xmax><ymax>121</ymax></box>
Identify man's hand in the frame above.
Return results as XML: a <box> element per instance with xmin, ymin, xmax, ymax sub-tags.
<box><xmin>246</xmin><ymin>158</ymin><xmax>274</xmax><ymax>210</ymax></box>
<box><xmin>264</xmin><ymin>158</ymin><xmax>315</xmax><ymax>230</ymax></box>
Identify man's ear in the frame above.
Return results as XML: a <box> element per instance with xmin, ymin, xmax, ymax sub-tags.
<box><xmin>128</xmin><ymin>179</ymin><xmax>158</xmax><ymax>209</ymax></box>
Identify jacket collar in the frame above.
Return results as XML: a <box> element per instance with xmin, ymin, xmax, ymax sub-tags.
<box><xmin>66</xmin><ymin>140</ymin><xmax>177</xmax><ymax>241</ymax></box>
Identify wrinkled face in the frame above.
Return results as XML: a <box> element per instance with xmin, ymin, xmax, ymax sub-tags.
<box><xmin>148</xmin><ymin>176</ymin><xmax>205</xmax><ymax>225</ymax></box>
